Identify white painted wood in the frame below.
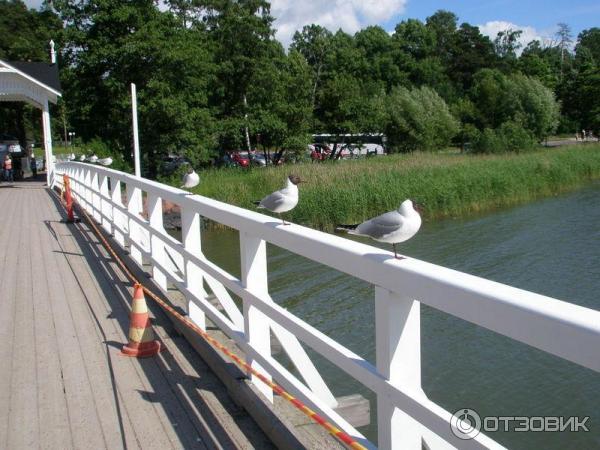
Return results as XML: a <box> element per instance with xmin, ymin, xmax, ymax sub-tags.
<box><xmin>147</xmin><ymin>193</ymin><xmax>167</xmax><ymax>289</ymax></box>
<box><xmin>110</xmin><ymin>179</ymin><xmax>126</xmax><ymax>247</ymax></box>
<box><xmin>375</xmin><ymin>287</ymin><xmax>423</xmax><ymax>450</ymax></box>
<box><xmin>55</xmin><ymin>162</ymin><xmax>600</xmax><ymax>450</ymax></box>
<box><xmin>126</xmin><ymin>185</ymin><xmax>144</xmax><ymax>265</ymax></box>
<box><xmin>240</xmin><ymin>232</ymin><xmax>273</xmax><ymax>402</ymax></box>
<box><xmin>91</xmin><ymin>172</ymin><xmax>101</xmax><ymax>223</ymax></box>
<box><xmin>131</xmin><ymin>83</ymin><xmax>141</xmax><ymax>177</ymax></box>
<box><xmin>98</xmin><ymin>174</ymin><xmax>112</xmax><ymax>234</ymax></box>
<box><xmin>181</xmin><ymin>209</ymin><xmax>207</xmax><ymax>330</ymax></box>
<box><xmin>42</xmin><ymin>100</ymin><xmax>54</xmax><ymax>186</ymax></box>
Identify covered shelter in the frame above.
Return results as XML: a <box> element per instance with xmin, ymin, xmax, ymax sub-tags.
<box><xmin>0</xmin><ymin>43</ymin><xmax>62</xmax><ymax>185</ymax></box>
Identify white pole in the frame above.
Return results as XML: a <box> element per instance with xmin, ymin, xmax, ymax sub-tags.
<box><xmin>131</xmin><ymin>83</ymin><xmax>141</xmax><ymax>177</ymax></box>
<box><xmin>42</xmin><ymin>99</ymin><xmax>54</xmax><ymax>186</ymax></box>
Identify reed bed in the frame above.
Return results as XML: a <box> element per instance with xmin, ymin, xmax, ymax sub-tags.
<box><xmin>183</xmin><ymin>145</ymin><xmax>600</xmax><ymax>229</ymax></box>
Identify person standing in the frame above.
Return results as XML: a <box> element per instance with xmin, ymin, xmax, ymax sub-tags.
<box><xmin>30</xmin><ymin>155</ymin><xmax>38</xmax><ymax>178</ymax></box>
<box><xmin>3</xmin><ymin>154</ymin><xmax>13</xmax><ymax>182</ymax></box>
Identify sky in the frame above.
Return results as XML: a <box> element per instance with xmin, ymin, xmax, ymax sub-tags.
<box><xmin>25</xmin><ymin>0</ymin><xmax>600</xmax><ymax>50</ymax></box>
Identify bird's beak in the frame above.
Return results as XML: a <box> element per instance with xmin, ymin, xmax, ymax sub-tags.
<box><xmin>414</xmin><ymin>203</ymin><xmax>424</xmax><ymax>213</ymax></box>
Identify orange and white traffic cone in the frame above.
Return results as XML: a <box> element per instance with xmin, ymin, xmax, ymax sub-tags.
<box><xmin>121</xmin><ymin>283</ymin><xmax>161</xmax><ymax>358</ymax></box>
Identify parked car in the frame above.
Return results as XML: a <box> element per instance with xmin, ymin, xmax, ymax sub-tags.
<box><xmin>162</xmin><ymin>155</ymin><xmax>190</xmax><ymax>175</ymax></box>
<box><xmin>248</xmin><ymin>151</ymin><xmax>267</xmax><ymax>167</ymax></box>
<box><xmin>309</xmin><ymin>143</ymin><xmax>331</xmax><ymax>161</ymax></box>
<box><xmin>230</xmin><ymin>151</ymin><xmax>250</xmax><ymax>168</ymax></box>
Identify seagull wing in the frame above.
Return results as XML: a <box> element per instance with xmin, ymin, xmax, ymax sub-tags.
<box><xmin>258</xmin><ymin>189</ymin><xmax>287</xmax><ymax>211</ymax></box>
<box><xmin>353</xmin><ymin>210</ymin><xmax>404</xmax><ymax>240</ymax></box>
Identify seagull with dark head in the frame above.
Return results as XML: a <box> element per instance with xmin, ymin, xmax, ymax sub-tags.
<box><xmin>254</xmin><ymin>174</ymin><xmax>303</xmax><ymax>225</ymax></box>
<box><xmin>337</xmin><ymin>199</ymin><xmax>422</xmax><ymax>259</ymax></box>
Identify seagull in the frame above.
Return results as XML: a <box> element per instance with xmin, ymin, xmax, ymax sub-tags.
<box><xmin>254</xmin><ymin>174</ymin><xmax>303</xmax><ymax>225</ymax></box>
<box><xmin>79</xmin><ymin>155</ymin><xmax>86</xmax><ymax>161</ymax></box>
<box><xmin>98</xmin><ymin>157</ymin><xmax>113</xmax><ymax>166</ymax></box>
<box><xmin>180</xmin><ymin>168</ymin><xmax>200</xmax><ymax>189</ymax></box>
<box><xmin>336</xmin><ymin>199</ymin><xmax>422</xmax><ymax>259</ymax></box>
<box><xmin>89</xmin><ymin>154</ymin><xmax>98</xmax><ymax>163</ymax></box>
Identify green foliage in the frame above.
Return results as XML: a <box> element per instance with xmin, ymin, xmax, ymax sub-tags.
<box><xmin>468</xmin><ymin>69</ymin><xmax>559</xmax><ymax>144</ymax></box>
<box><xmin>385</xmin><ymin>86</ymin><xmax>459</xmax><ymax>152</ymax></box>
<box><xmin>188</xmin><ymin>145</ymin><xmax>600</xmax><ymax>229</ymax></box>
<box><xmin>2</xmin><ymin>1</ymin><xmax>598</xmax><ymax>174</ymax></box>
<box><xmin>471</xmin><ymin>122</ymin><xmax>536</xmax><ymax>154</ymax></box>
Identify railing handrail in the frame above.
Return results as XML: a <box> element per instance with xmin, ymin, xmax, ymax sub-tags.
<box><xmin>56</xmin><ymin>162</ymin><xmax>600</xmax><ymax>372</ymax></box>
<box><xmin>54</xmin><ymin>162</ymin><xmax>600</xmax><ymax>450</ymax></box>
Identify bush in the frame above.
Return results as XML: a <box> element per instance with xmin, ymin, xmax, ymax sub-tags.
<box><xmin>82</xmin><ymin>138</ymin><xmax>132</xmax><ymax>172</ymax></box>
<box><xmin>471</xmin><ymin>122</ymin><xmax>536</xmax><ymax>153</ymax></box>
<box><xmin>385</xmin><ymin>86</ymin><xmax>459</xmax><ymax>152</ymax></box>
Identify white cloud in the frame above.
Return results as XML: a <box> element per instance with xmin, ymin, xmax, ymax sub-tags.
<box><xmin>478</xmin><ymin>20</ymin><xmax>552</xmax><ymax>54</ymax></box>
<box><xmin>270</xmin><ymin>0</ymin><xmax>407</xmax><ymax>48</ymax></box>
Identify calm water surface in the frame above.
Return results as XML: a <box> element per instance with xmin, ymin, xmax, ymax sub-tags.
<box><xmin>190</xmin><ymin>183</ymin><xmax>600</xmax><ymax>449</ymax></box>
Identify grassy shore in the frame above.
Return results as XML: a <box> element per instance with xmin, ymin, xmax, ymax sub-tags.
<box><xmin>182</xmin><ymin>144</ymin><xmax>600</xmax><ymax>230</ymax></box>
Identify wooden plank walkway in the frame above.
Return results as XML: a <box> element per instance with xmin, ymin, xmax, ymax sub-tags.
<box><xmin>0</xmin><ymin>181</ymin><xmax>275</xmax><ymax>450</ymax></box>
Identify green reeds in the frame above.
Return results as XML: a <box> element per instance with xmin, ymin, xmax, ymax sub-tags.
<box><xmin>186</xmin><ymin>145</ymin><xmax>600</xmax><ymax>229</ymax></box>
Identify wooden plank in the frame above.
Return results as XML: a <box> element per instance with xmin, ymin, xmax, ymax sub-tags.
<box><xmin>7</xmin><ymin>189</ymin><xmax>40</xmax><ymax>449</ymax></box>
<box><xmin>30</xmin><ymin>189</ymin><xmax>73</xmax><ymax>450</ymax></box>
<box><xmin>38</xmin><ymin>195</ymin><xmax>108</xmax><ymax>450</ymax></box>
<box><xmin>0</xmin><ymin>188</ymin><xmax>24</xmax><ymax>449</ymax></box>
<box><xmin>1</xmin><ymin>184</ymin><xmax>277</xmax><ymax>449</ymax></box>
<box><xmin>54</xmin><ymin>221</ymin><xmax>179</xmax><ymax>450</ymax></box>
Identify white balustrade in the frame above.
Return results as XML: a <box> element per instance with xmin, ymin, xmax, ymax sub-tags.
<box><xmin>54</xmin><ymin>163</ymin><xmax>600</xmax><ymax>450</ymax></box>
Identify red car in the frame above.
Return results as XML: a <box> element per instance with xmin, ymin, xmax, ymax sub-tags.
<box><xmin>230</xmin><ymin>151</ymin><xmax>250</xmax><ymax>168</ymax></box>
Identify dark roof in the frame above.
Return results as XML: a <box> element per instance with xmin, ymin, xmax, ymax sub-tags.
<box><xmin>8</xmin><ymin>61</ymin><xmax>61</xmax><ymax>93</ymax></box>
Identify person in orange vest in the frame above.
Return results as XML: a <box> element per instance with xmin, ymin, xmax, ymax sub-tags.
<box><xmin>3</xmin><ymin>154</ymin><xmax>13</xmax><ymax>182</ymax></box>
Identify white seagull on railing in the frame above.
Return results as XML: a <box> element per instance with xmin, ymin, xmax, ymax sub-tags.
<box><xmin>336</xmin><ymin>199</ymin><xmax>422</xmax><ymax>259</ymax></box>
<box><xmin>79</xmin><ymin>155</ymin><xmax>86</xmax><ymax>161</ymax></box>
<box><xmin>88</xmin><ymin>154</ymin><xmax>98</xmax><ymax>163</ymax></box>
<box><xmin>254</xmin><ymin>174</ymin><xmax>303</xmax><ymax>225</ymax></box>
<box><xmin>98</xmin><ymin>157</ymin><xmax>113</xmax><ymax>166</ymax></box>
<box><xmin>180</xmin><ymin>168</ymin><xmax>200</xmax><ymax>189</ymax></box>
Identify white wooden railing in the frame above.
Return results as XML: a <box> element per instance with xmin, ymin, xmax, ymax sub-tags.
<box><xmin>54</xmin><ymin>162</ymin><xmax>600</xmax><ymax>450</ymax></box>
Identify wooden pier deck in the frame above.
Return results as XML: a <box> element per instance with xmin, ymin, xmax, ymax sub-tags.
<box><xmin>0</xmin><ymin>181</ymin><xmax>275</xmax><ymax>450</ymax></box>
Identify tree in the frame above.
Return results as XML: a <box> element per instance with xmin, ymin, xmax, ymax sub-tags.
<box><xmin>425</xmin><ymin>10</ymin><xmax>458</xmax><ymax>64</ymax></box>
<box><xmin>247</xmin><ymin>48</ymin><xmax>313</xmax><ymax>162</ymax></box>
<box><xmin>385</xmin><ymin>86</ymin><xmax>459</xmax><ymax>152</ymax></box>
<box><xmin>511</xmin><ymin>74</ymin><xmax>560</xmax><ymax>140</ymax></box>
<box><xmin>468</xmin><ymin>69</ymin><xmax>559</xmax><ymax>142</ymax></box>
<box><xmin>575</xmin><ymin>27</ymin><xmax>600</xmax><ymax>64</ymax></box>
<box><xmin>0</xmin><ymin>0</ymin><xmax>62</xmax><ymax>61</ymax></box>
<box><xmin>494</xmin><ymin>28</ymin><xmax>523</xmax><ymax>73</ymax></box>
<box><xmin>556</xmin><ymin>22</ymin><xmax>573</xmax><ymax>78</ymax></box>
<box><xmin>393</xmin><ymin>19</ymin><xmax>436</xmax><ymax>60</ymax></box>
<box><xmin>290</xmin><ymin>25</ymin><xmax>333</xmax><ymax>110</ymax></box>
<box><xmin>53</xmin><ymin>0</ymin><xmax>216</xmax><ymax>175</ymax></box>
<box><xmin>519</xmin><ymin>40</ymin><xmax>557</xmax><ymax>89</ymax></box>
<box><xmin>448</xmin><ymin>23</ymin><xmax>496</xmax><ymax>90</ymax></box>
<box><xmin>0</xmin><ymin>0</ymin><xmax>63</xmax><ymax>147</ymax></box>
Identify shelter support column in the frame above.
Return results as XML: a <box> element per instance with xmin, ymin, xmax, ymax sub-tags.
<box><xmin>42</xmin><ymin>99</ymin><xmax>54</xmax><ymax>186</ymax></box>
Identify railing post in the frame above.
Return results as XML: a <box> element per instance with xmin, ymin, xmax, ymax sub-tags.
<box><xmin>240</xmin><ymin>232</ymin><xmax>273</xmax><ymax>402</ymax></box>
<box><xmin>147</xmin><ymin>194</ymin><xmax>168</xmax><ymax>290</ymax></box>
<box><xmin>111</xmin><ymin>180</ymin><xmax>126</xmax><ymax>247</ymax></box>
<box><xmin>375</xmin><ymin>286</ymin><xmax>424</xmax><ymax>450</ymax></box>
<box><xmin>83</xmin><ymin>169</ymin><xmax>92</xmax><ymax>212</ymax></box>
<box><xmin>99</xmin><ymin>175</ymin><xmax>112</xmax><ymax>234</ymax></box>
<box><xmin>126</xmin><ymin>185</ymin><xmax>144</xmax><ymax>266</ymax></box>
<box><xmin>181</xmin><ymin>209</ymin><xmax>206</xmax><ymax>330</ymax></box>
<box><xmin>91</xmin><ymin>171</ymin><xmax>101</xmax><ymax>223</ymax></box>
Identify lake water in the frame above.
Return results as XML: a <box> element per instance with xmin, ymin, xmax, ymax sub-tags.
<box><xmin>180</xmin><ymin>183</ymin><xmax>600</xmax><ymax>449</ymax></box>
